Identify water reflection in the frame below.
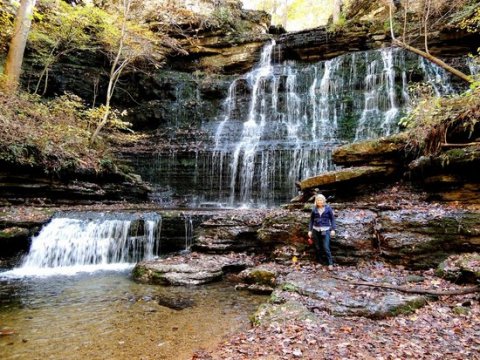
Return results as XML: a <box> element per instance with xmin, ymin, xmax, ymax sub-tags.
<box><xmin>0</xmin><ymin>271</ymin><xmax>266</xmax><ymax>360</ymax></box>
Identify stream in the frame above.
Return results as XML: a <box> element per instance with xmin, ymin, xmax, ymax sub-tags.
<box><xmin>0</xmin><ymin>270</ymin><xmax>266</xmax><ymax>359</ymax></box>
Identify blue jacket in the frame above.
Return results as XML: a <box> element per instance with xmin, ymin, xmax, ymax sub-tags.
<box><xmin>309</xmin><ymin>205</ymin><xmax>336</xmax><ymax>231</ymax></box>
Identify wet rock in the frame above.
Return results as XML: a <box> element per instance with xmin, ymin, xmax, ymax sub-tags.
<box><xmin>132</xmin><ymin>252</ymin><xmax>254</xmax><ymax>286</ymax></box>
<box><xmin>234</xmin><ymin>283</ymin><xmax>274</xmax><ymax>295</ymax></box>
<box><xmin>332</xmin><ymin>209</ymin><xmax>378</xmax><ymax>264</ymax></box>
<box><xmin>0</xmin><ymin>227</ymin><xmax>30</xmax><ymax>240</ymax></box>
<box><xmin>0</xmin><ymin>161</ymin><xmax>149</xmax><ymax>205</ymax></box>
<box><xmin>0</xmin><ymin>221</ymin><xmax>41</xmax><ymax>267</ymax></box>
<box><xmin>276</xmin><ymin>16</ymin><xmax>478</xmax><ymax>63</ymax></box>
<box><xmin>156</xmin><ymin>295</ymin><xmax>195</xmax><ymax>310</ymax></box>
<box><xmin>258</xmin><ymin>210</ymin><xmax>309</xmax><ymax>246</ymax></box>
<box><xmin>405</xmin><ymin>275</ymin><xmax>425</xmax><ymax>283</ymax></box>
<box><xmin>258</xmin><ymin>209</ymin><xmax>378</xmax><ymax>265</ymax></box>
<box><xmin>270</xmin><ymin>245</ymin><xmax>304</xmax><ymax>265</ymax></box>
<box><xmin>237</xmin><ymin>265</ymin><xmax>278</xmax><ymax>286</ymax></box>
<box><xmin>436</xmin><ymin>253</ymin><xmax>480</xmax><ymax>284</ymax></box>
<box><xmin>276</xmin><ymin>25</ymin><xmax>371</xmax><ymax>63</ymax></box>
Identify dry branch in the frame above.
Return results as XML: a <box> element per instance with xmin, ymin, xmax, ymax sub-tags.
<box><xmin>441</xmin><ymin>142</ymin><xmax>480</xmax><ymax>148</ymax></box>
<box><xmin>332</xmin><ymin>276</ymin><xmax>480</xmax><ymax>296</ymax></box>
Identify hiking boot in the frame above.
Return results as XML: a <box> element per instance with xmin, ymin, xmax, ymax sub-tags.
<box><xmin>327</xmin><ymin>265</ymin><xmax>333</xmax><ymax>271</ymax></box>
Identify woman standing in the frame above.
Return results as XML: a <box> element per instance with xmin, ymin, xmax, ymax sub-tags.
<box><xmin>308</xmin><ymin>194</ymin><xmax>336</xmax><ymax>270</ymax></box>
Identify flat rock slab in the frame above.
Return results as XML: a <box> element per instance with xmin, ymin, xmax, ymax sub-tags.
<box><xmin>299</xmin><ymin>166</ymin><xmax>390</xmax><ymax>191</ymax></box>
<box><xmin>258</xmin><ymin>267</ymin><xmax>428</xmax><ymax>321</ymax></box>
<box><xmin>332</xmin><ymin>136</ymin><xmax>406</xmax><ymax>166</ymax></box>
<box><xmin>132</xmin><ymin>252</ymin><xmax>254</xmax><ymax>286</ymax></box>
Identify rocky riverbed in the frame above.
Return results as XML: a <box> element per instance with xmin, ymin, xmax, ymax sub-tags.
<box><xmin>1</xmin><ymin>184</ymin><xmax>479</xmax><ymax>359</ymax></box>
<box><xmin>191</xmin><ymin>261</ymin><xmax>480</xmax><ymax>359</ymax></box>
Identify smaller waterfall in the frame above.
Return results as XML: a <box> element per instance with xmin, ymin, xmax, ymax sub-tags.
<box><xmin>419</xmin><ymin>57</ymin><xmax>455</xmax><ymax>96</ymax></box>
<box><xmin>9</xmin><ymin>212</ymin><xmax>161</xmax><ymax>276</ymax></box>
<box><xmin>183</xmin><ymin>213</ymin><xmax>194</xmax><ymax>251</ymax></box>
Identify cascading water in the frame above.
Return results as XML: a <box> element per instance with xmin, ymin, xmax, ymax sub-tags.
<box><xmin>136</xmin><ymin>45</ymin><xmax>464</xmax><ymax>208</ymax></box>
<box><xmin>8</xmin><ymin>212</ymin><xmax>161</xmax><ymax>276</ymax></box>
<box><xmin>209</xmin><ymin>45</ymin><xmax>428</xmax><ymax>206</ymax></box>
<box><xmin>183</xmin><ymin>213</ymin><xmax>194</xmax><ymax>251</ymax></box>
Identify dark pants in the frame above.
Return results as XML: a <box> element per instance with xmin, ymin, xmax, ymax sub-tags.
<box><xmin>312</xmin><ymin>229</ymin><xmax>333</xmax><ymax>265</ymax></box>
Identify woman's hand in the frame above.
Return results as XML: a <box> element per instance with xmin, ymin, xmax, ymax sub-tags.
<box><xmin>330</xmin><ymin>230</ymin><xmax>336</xmax><ymax>237</ymax></box>
<box><xmin>308</xmin><ymin>231</ymin><xmax>312</xmax><ymax>238</ymax></box>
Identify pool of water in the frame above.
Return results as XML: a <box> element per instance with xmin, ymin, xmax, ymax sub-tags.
<box><xmin>0</xmin><ymin>270</ymin><xmax>266</xmax><ymax>359</ymax></box>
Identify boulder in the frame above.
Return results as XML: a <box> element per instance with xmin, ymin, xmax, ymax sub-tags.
<box><xmin>436</xmin><ymin>252</ymin><xmax>480</xmax><ymax>284</ymax></box>
<box><xmin>278</xmin><ymin>270</ymin><xmax>427</xmax><ymax>319</ymax></box>
<box><xmin>252</xmin><ymin>299</ymin><xmax>316</xmax><ymax>326</ymax></box>
<box><xmin>237</xmin><ymin>265</ymin><xmax>278</xmax><ymax>286</ymax></box>
<box><xmin>258</xmin><ymin>208</ymin><xmax>378</xmax><ymax>265</ymax></box>
<box><xmin>235</xmin><ymin>263</ymin><xmax>287</xmax><ymax>294</ymax></box>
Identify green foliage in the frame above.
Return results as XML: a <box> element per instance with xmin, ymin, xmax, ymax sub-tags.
<box><xmin>28</xmin><ymin>1</ymin><xmax>112</xmax><ymax>94</ymax></box>
<box><xmin>85</xmin><ymin>106</ymin><xmax>133</xmax><ymax>133</ymax></box>
<box><xmin>456</xmin><ymin>2</ymin><xmax>480</xmax><ymax>32</ymax></box>
<box><xmin>327</xmin><ymin>13</ymin><xmax>347</xmax><ymax>32</ymax></box>
<box><xmin>467</xmin><ymin>50</ymin><xmax>480</xmax><ymax>91</ymax></box>
<box><xmin>0</xmin><ymin>91</ymin><xmax>114</xmax><ymax>172</ymax></box>
<box><xmin>401</xmin><ymin>86</ymin><xmax>480</xmax><ymax>157</ymax></box>
<box><xmin>0</xmin><ymin>0</ymin><xmax>16</xmax><ymax>55</ymax></box>
<box><xmin>212</xmin><ymin>5</ymin><xmax>236</xmax><ymax>29</ymax></box>
<box><xmin>398</xmin><ymin>82</ymin><xmax>438</xmax><ymax>129</ymax></box>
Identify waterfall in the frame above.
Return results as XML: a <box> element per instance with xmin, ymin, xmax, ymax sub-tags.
<box><xmin>354</xmin><ymin>48</ymin><xmax>407</xmax><ymax>140</ymax></box>
<box><xmin>209</xmin><ymin>46</ymin><xmax>429</xmax><ymax>206</ymax></box>
<box><xmin>138</xmin><ymin>46</ymin><xmax>459</xmax><ymax>208</ymax></box>
<box><xmin>183</xmin><ymin>213</ymin><xmax>194</xmax><ymax>251</ymax></box>
<box><xmin>419</xmin><ymin>57</ymin><xmax>455</xmax><ymax>96</ymax></box>
<box><xmin>9</xmin><ymin>212</ymin><xmax>161</xmax><ymax>276</ymax></box>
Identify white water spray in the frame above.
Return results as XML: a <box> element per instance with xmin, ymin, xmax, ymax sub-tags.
<box><xmin>7</xmin><ymin>212</ymin><xmax>161</xmax><ymax>277</ymax></box>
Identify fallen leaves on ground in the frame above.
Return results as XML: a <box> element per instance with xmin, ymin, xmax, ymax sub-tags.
<box><xmin>193</xmin><ymin>263</ymin><xmax>480</xmax><ymax>360</ymax></box>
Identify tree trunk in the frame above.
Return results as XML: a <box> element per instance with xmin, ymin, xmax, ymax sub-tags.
<box><xmin>90</xmin><ymin>0</ymin><xmax>130</xmax><ymax>145</ymax></box>
<box><xmin>393</xmin><ymin>39</ymin><xmax>472</xmax><ymax>83</ymax></box>
<box><xmin>3</xmin><ymin>0</ymin><xmax>37</xmax><ymax>92</ymax></box>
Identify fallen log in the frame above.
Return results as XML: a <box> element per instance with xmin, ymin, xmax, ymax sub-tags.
<box><xmin>332</xmin><ymin>276</ymin><xmax>480</xmax><ymax>296</ymax></box>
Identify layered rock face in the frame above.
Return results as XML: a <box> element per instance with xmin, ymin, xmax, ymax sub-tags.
<box><xmin>6</xmin><ymin>0</ymin><xmax>479</xmax><ymax>207</ymax></box>
<box><xmin>164</xmin><ymin>203</ymin><xmax>479</xmax><ymax>270</ymax></box>
<box><xmin>275</xmin><ymin>24</ymin><xmax>479</xmax><ymax>64</ymax></box>
<box><xmin>0</xmin><ymin>161</ymin><xmax>150</xmax><ymax>206</ymax></box>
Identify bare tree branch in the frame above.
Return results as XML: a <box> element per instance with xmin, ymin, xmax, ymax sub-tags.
<box><xmin>332</xmin><ymin>276</ymin><xmax>480</xmax><ymax>296</ymax></box>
